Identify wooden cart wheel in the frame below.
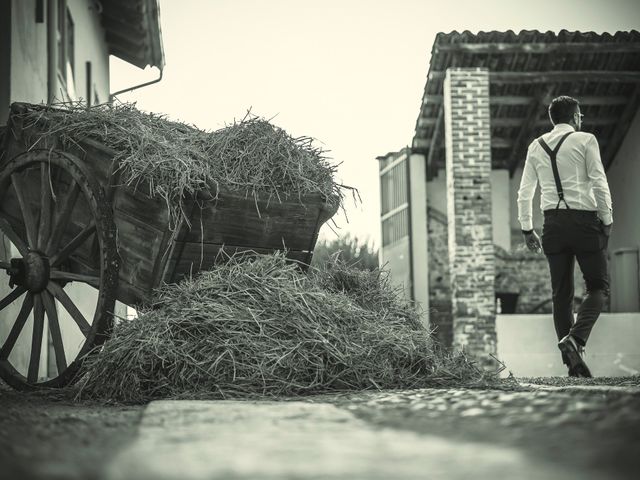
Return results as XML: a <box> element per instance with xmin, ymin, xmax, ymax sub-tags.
<box><xmin>0</xmin><ymin>149</ymin><xmax>118</xmax><ymax>389</ymax></box>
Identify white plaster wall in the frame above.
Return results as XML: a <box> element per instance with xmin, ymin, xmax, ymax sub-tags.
<box><xmin>497</xmin><ymin>313</ymin><xmax>640</xmax><ymax>377</ymax></box>
<box><xmin>409</xmin><ymin>153</ymin><xmax>429</xmax><ymax>326</ymax></box>
<box><xmin>426</xmin><ymin>168</ymin><xmax>447</xmax><ymax>215</ymax></box>
<box><xmin>490</xmin><ymin>169</ymin><xmax>510</xmax><ymax>251</ymax></box>
<box><xmin>606</xmin><ymin>108</ymin><xmax>640</xmax><ymax>312</ymax></box>
<box><xmin>381</xmin><ymin>237</ymin><xmax>412</xmax><ymax>301</ymax></box>
<box><xmin>10</xmin><ymin>0</ymin><xmax>48</xmax><ymax>103</ymax></box>
<box><xmin>67</xmin><ymin>0</ymin><xmax>110</xmax><ymax>103</ymax></box>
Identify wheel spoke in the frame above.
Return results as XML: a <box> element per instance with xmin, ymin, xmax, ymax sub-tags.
<box><xmin>11</xmin><ymin>172</ymin><xmax>38</xmax><ymax>249</ymax></box>
<box><xmin>0</xmin><ymin>286</ymin><xmax>26</xmax><ymax>313</ymax></box>
<box><xmin>46</xmin><ymin>282</ymin><xmax>91</xmax><ymax>337</ymax></box>
<box><xmin>0</xmin><ymin>292</ymin><xmax>34</xmax><ymax>360</ymax></box>
<box><xmin>45</xmin><ymin>180</ymin><xmax>80</xmax><ymax>256</ymax></box>
<box><xmin>50</xmin><ymin>222</ymin><xmax>96</xmax><ymax>267</ymax></box>
<box><xmin>42</xmin><ymin>290</ymin><xmax>67</xmax><ymax>374</ymax></box>
<box><xmin>50</xmin><ymin>270</ymin><xmax>100</xmax><ymax>288</ymax></box>
<box><xmin>37</xmin><ymin>163</ymin><xmax>53</xmax><ymax>251</ymax></box>
<box><xmin>28</xmin><ymin>294</ymin><xmax>45</xmax><ymax>383</ymax></box>
<box><xmin>0</xmin><ymin>213</ymin><xmax>29</xmax><ymax>256</ymax></box>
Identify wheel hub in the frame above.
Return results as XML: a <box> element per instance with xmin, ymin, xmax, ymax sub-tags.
<box><xmin>7</xmin><ymin>252</ymin><xmax>50</xmax><ymax>293</ymax></box>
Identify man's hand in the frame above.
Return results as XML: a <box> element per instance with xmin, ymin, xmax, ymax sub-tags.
<box><xmin>602</xmin><ymin>222</ymin><xmax>612</xmax><ymax>237</ymax></box>
<box><xmin>523</xmin><ymin>230</ymin><xmax>542</xmax><ymax>254</ymax></box>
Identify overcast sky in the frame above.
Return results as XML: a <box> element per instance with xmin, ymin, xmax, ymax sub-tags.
<box><xmin>110</xmin><ymin>0</ymin><xmax>640</xmax><ymax>248</ymax></box>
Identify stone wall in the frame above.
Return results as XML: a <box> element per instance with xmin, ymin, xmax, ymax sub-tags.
<box><xmin>426</xmin><ymin>207</ymin><xmax>452</xmax><ymax>347</ymax></box>
<box><xmin>494</xmin><ymin>246</ymin><xmax>552</xmax><ymax>314</ymax></box>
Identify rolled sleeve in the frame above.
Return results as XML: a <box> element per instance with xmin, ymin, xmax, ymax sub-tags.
<box><xmin>585</xmin><ymin>135</ymin><xmax>613</xmax><ymax>225</ymax></box>
<box><xmin>517</xmin><ymin>146</ymin><xmax>538</xmax><ymax>231</ymax></box>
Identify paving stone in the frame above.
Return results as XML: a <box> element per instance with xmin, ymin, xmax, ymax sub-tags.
<box><xmin>106</xmin><ymin>400</ymin><xmax>600</xmax><ymax>480</ymax></box>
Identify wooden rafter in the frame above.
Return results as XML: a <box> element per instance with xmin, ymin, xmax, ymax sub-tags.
<box><xmin>413</xmin><ymin>136</ymin><xmax>513</xmax><ymax>152</ymax></box>
<box><xmin>506</xmin><ymin>87</ymin><xmax>554</xmax><ymax>175</ymax></box>
<box><xmin>423</xmin><ymin>94</ymin><xmax>632</xmax><ymax>106</ymax></box>
<box><xmin>603</xmin><ymin>86</ymin><xmax>640</xmax><ymax>169</ymax></box>
<box><xmin>435</xmin><ymin>42</ymin><xmax>640</xmax><ymax>55</ymax></box>
<box><xmin>426</xmin><ymin>106</ymin><xmax>444</xmax><ymax>174</ymax></box>
<box><xmin>428</xmin><ymin>71</ymin><xmax>640</xmax><ymax>83</ymax></box>
<box><xmin>491</xmin><ymin>116</ymin><xmax>620</xmax><ymax>128</ymax></box>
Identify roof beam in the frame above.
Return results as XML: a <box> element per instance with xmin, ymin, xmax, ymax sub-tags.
<box><xmin>412</xmin><ymin>136</ymin><xmax>513</xmax><ymax>152</ymax></box>
<box><xmin>492</xmin><ymin>116</ymin><xmax>620</xmax><ymax>128</ymax></box>
<box><xmin>423</xmin><ymin>94</ymin><xmax>534</xmax><ymax>105</ymax></box>
<box><xmin>105</xmin><ymin>29</ymin><xmax>146</xmax><ymax>48</ymax></box>
<box><xmin>603</xmin><ymin>86</ymin><xmax>640</xmax><ymax>169</ymax></box>
<box><xmin>428</xmin><ymin>71</ymin><xmax>640</xmax><ymax>84</ymax></box>
<box><xmin>491</xmin><ymin>71</ymin><xmax>640</xmax><ymax>84</ymax></box>
<box><xmin>422</xmin><ymin>94</ymin><xmax>632</xmax><ymax>107</ymax></box>
<box><xmin>435</xmin><ymin>42</ymin><xmax>640</xmax><ymax>55</ymax></box>
<box><xmin>426</xmin><ymin>106</ymin><xmax>444</xmax><ymax>172</ymax></box>
<box><xmin>412</xmin><ymin>138</ymin><xmax>432</xmax><ymax>150</ymax></box>
<box><xmin>507</xmin><ymin>87</ymin><xmax>554</xmax><ymax>175</ymax></box>
<box><xmin>416</xmin><ymin>117</ymin><xmax>437</xmax><ymax>128</ymax></box>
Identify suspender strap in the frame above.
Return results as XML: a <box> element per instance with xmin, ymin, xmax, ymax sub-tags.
<box><xmin>538</xmin><ymin>131</ymin><xmax>574</xmax><ymax>210</ymax></box>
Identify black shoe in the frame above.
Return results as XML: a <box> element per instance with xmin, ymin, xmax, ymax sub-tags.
<box><xmin>558</xmin><ymin>335</ymin><xmax>592</xmax><ymax>378</ymax></box>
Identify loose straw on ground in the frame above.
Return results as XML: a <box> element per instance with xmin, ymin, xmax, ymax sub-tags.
<box><xmin>75</xmin><ymin>254</ymin><xmax>494</xmax><ymax>404</ymax></box>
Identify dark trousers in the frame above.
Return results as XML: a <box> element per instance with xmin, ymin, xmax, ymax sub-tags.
<box><xmin>541</xmin><ymin>210</ymin><xmax>610</xmax><ymax>349</ymax></box>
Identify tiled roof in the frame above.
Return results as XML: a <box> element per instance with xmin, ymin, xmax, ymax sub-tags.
<box><xmin>102</xmin><ymin>0</ymin><xmax>165</xmax><ymax>70</ymax></box>
<box><xmin>413</xmin><ymin>30</ymin><xmax>640</xmax><ymax>177</ymax></box>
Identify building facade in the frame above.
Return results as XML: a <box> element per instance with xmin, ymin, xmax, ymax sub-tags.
<box><xmin>379</xmin><ymin>30</ymin><xmax>640</xmax><ymax>372</ymax></box>
<box><xmin>0</xmin><ymin>0</ymin><xmax>164</xmax><ymax>381</ymax></box>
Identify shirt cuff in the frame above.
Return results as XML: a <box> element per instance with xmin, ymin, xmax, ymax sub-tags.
<box><xmin>600</xmin><ymin>212</ymin><xmax>613</xmax><ymax>226</ymax></box>
<box><xmin>519</xmin><ymin>219</ymin><xmax>533</xmax><ymax>231</ymax></box>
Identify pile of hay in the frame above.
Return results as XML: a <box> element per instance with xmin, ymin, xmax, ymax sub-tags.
<box><xmin>15</xmin><ymin>103</ymin><xmax>344</xmax><ymax>228</ymax></box>
<box><xmin>76</xmin><ymin>254</ymin><xmax>489</xmax><ymax>403</ymax></box>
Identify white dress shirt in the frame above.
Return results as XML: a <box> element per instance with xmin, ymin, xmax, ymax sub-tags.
<box><xmin>517</xmin><ymin>123</ymin><xmax>613</xmax><ymax>231</ymax></box>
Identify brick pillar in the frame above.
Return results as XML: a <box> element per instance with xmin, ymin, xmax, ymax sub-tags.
<box><xmin>443</xmin><ymin>68</ymin><xmax>497</xmax><ymax>364</ymax></box>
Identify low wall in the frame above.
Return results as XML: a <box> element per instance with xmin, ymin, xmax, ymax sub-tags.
<box><xmin>496</xmin><ymin>313</ymin><xmax>640</xmax><ymax>377</ymax></box>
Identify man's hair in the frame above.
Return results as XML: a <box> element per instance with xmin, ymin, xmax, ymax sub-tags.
<box><xmin>548</xmin><ymin>96</ymin><xmax>580</xmax><ymax>125</ymax></box>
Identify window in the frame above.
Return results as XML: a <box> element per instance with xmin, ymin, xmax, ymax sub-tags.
<box><xmin>380</xmin><ymin>158</ymin><xmax>410</xmax><ymax>247</ymax></box>
<box><xmin>382</xmin><ymin>209</ymin><xmax>409</xmax><ymax>246</ymax></box>
<box><xmin>35</xmin><ymin>0</ymin><xmax>44</xmax><ymax>23</ymax></box>
<box><xmin>86</xmin><ymin>61</ymin><xmax>92</xmax><ymax>107</ymax></box>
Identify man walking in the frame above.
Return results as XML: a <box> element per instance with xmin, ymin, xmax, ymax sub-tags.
<box><xmin>517</xmin><ymin>96</ymin><xmax>613</xmax><ymax>377</ymax></box>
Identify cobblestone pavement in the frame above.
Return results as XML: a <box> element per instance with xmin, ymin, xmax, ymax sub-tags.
<box><xmin>319</xmin><ymin>386</ymin><xmax>640</xmax><ymax>480</ymax></box>
<box><xmin>107</xmin><ymin>399</ymin><xmax>602</xmax><ymax>480</ymax></box>
<box><xmin>104</xmin><ymin>386</ymin><xmax>640</xmax><ymax>480</ymax></box>
<box><xmin>2</xmin><ymin>384</ymin><xmax>639</xmax><ymax>480</ymax></box>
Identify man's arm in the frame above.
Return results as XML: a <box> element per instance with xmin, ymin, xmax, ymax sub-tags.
<box><xmin>517</xmin><ymin>146</ymin><xmax>538</xmax><ymax>232</ymax></box>
<box><xmin>585</xmin><ymin>135</ymin><xmax>613</xmax><ymax>226</ymax></box>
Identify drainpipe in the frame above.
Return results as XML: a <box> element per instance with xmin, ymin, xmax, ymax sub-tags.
<box><xmin>47</xmin><ymin>0</ymin><xmax>58</xmax><ymax>104</ymax></box>
<box><xmin>109</xmin><ymin>67</ymin><xmax>163</xmax><ymax>103</ymax></box>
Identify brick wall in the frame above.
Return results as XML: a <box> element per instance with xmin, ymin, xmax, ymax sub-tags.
<box><xmin>443</xmin><ymin>67</ymin><xmax>497</xmax><ymax>364</ymax></box>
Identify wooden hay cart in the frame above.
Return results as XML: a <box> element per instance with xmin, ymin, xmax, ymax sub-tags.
<box><xmin>0</xmin><ymin>103</ymin><xmax>337</xmax><ymax>390</ymax></box>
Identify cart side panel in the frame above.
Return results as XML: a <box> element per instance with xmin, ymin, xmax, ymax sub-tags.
<box><xmin>182</xmin><ymin>194</ymin><xmax>326</xmax><ymax>251</ymax></box>
<box><xmin>110</xmin><ymin>187</ymin><xmax>176</xmax><ymax>306</ymax></box>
